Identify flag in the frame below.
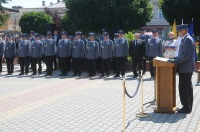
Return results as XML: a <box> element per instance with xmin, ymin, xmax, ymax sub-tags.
<box><xmin>172</xmin><ymin>20</ymin><xmax>177</xmax><ymax>38</ymax></box>
<box><xmin>188</xmin><ymin>20</ymin><xmax>195</xmax><ymax>39</ymax></box>
<box><xmin>188</xmin><ymin>19</ymin><xmax>198</xmax><ymax>62</ymax></box>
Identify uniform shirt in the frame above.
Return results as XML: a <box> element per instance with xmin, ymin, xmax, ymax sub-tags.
<box><xmin>174</xmin><ymin>34</ymin><xmax>195</xmax><ymax>73</ymax></box>
<box><xmin>147</xmin><ymin>37</ymin><xmax>162</xmax><ymax>57</ymax></box>
<box><xmin>18</xmin><ymin>40</ymin><xmax>30</xmax><ymax>57</ymax></box>
<box><xmin>43</xmin><ymin>38</ymin><xmax>56</xmax><ymax>56</ymax></box>
<box><xmin>85</xmin><ymin>40</ymin><xmax>99</xmax><ymax>59</ymax></box>
<box><xmin>31</xmin><ymin>40</ymin><xmax>43</xmax><ymax>58</ymax></box>
<box><xmin>4</xmin><ymin>41</ymin><xmax>16</xmax><ymax>58</ymax></box>
<box><xmin>99</xmin><ymin>39</ymin><xmax>113</xmax><ymax>59</ymax></box>
<box><xmin>113</xmin><ymin>37</ymin><xmax>128</xmax><ymax>57</ymax></box>
<box><xmin>72</xmin><ymin>39</ymin><xmax>85</xmax><ymax>58</ymax></box>
<box><xmin>58</xmin><ymin>39</ymin><xmax>71</xmax><ymax>57</ymax></box>
<box><xmin>0</xmin><ymin>41</ymin><xmax>4</xmax><ymax>57</ymax></box>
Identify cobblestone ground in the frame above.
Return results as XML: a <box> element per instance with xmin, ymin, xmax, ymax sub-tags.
<box><xmin>0</xmin><ymin>64</ymin><xmax>200</xmax><ymax>132</ymax></box>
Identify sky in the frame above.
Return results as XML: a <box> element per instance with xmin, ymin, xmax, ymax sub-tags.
<box><xmin>2</xmin><ymin>0</ymin><xmax>59</xmax><ymax>8</ymax></box>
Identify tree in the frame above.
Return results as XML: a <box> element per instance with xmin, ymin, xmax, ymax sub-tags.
<box><xmin>0</xmin><ymin>0</ymin><xmax>11</xmax><ymax>26</ymax></box>
<box><xmin>159</xmin><ymin>0</ymin><xmax>200</xmax><ymax>36</ymax></box>
<box><xmin>19</xmin><ymin>11</ymin><xmax>53</xmax><ymax>34</ymax></box>
<box><xmin>61</xmin><ymin>14</ymin><xmax>77</xmax><ymax>35</ymax></box>
<box><xmin>64</xmin><ymin>0</ymin><xmax>153</xmax><ymax>36</ymax></box>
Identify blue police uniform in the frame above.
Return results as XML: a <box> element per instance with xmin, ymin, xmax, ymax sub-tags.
<box><xmin>4</xmin><ymin>38</ymin><xmax>16</xmax><ymax>74</ymax></box>
<box><xmin>18</xmin><ymin>37</ymin><xmax>30</xmax><ymax>75</ymax></box>
<box><xmin>86</xmin><ymin>33</ymin><xmax>99</xmax><ymax>77</ymax></box>
<box><xmin>31</xmin><ymin>33</ymin><xmax>43</xmax><ymax>75</ymax></box>
<box><xmin>99</xmin><ymin>32</ymin><xmax>113</xmax><ymax>77</ymax></box>
<box><xmin>43</xmin><ymin>35</ymin><xmax>56</xmax><ymax>76</ymax></box>
<box><xmin>72</xmin><ymin>31</ymin><xmax>85</xmax><ymax>76</ymax></box>
<box><xmin>113</xmin><ymin>30</ymin><xmax>128</xmax><ymax>77</ymax></box>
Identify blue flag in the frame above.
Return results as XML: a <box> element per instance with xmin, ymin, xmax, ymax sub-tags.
<box><xmin>188</xmin><ymin>20</ymin><xmax>198</xmax><ymax>62</ymax></box>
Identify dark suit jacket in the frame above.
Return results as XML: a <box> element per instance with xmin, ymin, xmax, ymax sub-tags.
<box><xmin>174</xmin><ymin>34</ymin><xmax>195</xmax><ymax>73</ymax></box>
<box><xmin>129</xmin><ymin>39</ymin><xmax>145</xmax><ymax>59</ymax></box>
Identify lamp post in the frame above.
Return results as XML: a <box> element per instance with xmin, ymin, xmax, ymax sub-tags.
<box><xmin>11</xmin><ymin>13</ymin><xmax>19</xmax><ymax>37</ymax></box>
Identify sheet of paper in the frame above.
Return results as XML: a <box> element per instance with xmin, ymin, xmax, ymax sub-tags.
<box><xmin>155</xmin><ymin>57</ymin><xmax>169</xmax><ymax>62</ymax></box>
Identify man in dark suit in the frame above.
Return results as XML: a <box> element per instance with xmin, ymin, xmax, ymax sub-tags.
<box><xmin>169</xmin><ymin>24</ymin><xmax>195</xmax><ymax>114</ymax></box>
<box><xmin>129</xmin><ymin>33</ymin><xmax>145</xmax><ymax>78</ymax></box>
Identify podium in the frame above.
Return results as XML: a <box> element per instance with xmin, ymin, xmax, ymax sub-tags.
<box><xmin>153</xmin><ymin>57</ymin><xmax>176</xmax><ymax>113</ymax></box>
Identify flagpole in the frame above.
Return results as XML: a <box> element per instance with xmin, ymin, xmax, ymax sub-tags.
<box><xmin>182</xmin><ymin>19</ymin><xmax>183</xmax><ymax>25</ymax></box>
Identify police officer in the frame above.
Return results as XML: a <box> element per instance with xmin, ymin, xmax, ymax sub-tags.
<box><xmin>4</xmin><ymin>35</ymin><xmax>16</xmax><ymax>75</ymax></box>
<box><xmin>0</xmin><ymin>37</ymin><xmax>4</xmax><ymax>73</ymax></box>
<box><xmin>85</xmin><ymin>32</ymin><xmax>99</xmax><ymax>77</ymax></box>
<box><xmin>43</xmin><ymin>31</ymin><xmax>56</xmax><ymax>76</ymax></box>
<box><xmin>72</xmin><ymin>31</ymin><xmax>85</xmax><ymax>77</ymax></box>
<box><xmin>169</xmin><ymin>24</ymin><xmax>195</xmax><ymax>114</ymax></box>
<box><xmin>28</xmin><ymin>31</ymin><xmax>35</xmax><ymax>70</ymax></box>
<box><xmin>147</xmin><ymin>29</ymin><xmax>162</xmax><ymax>78</ymax></box>
<box><xmin>113</xmin><ymin>30</ymin><xmax>128</xmax><ymax>77</ymax></box>
<box><xmin>129</xmin><ymin>33</ymin><xmax>145</xmax><ymax>78</ymax></box>
<box><xmin>18</xmin><ymin>34</ymin><xmax>30</xmax><ymax>75</ymax></box>
<box><xmin>58</xmin><ymin>31</ymin><xmax>71</xmax><ymax>76</ymax></box>
<box><xmin>31</xmin><ymin>33</ymin><xmax>43</xmax><ymax>75</ymax></box>
<box><xmin>99</xmin><ymin>32</ymin><xmax>113</xmax><ymax>77</ymax></box>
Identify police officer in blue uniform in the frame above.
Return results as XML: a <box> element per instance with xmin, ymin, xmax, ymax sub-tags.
<box><xmin>169</xmin><ymin>24</ymin><xmax>195</xmax><ymax>114</ymax></box>
<box><xmin>58</xmin><ymin>31</ymin><xmax>72</xmax><ymax>76</ymax></box>
<box><xmin>53</xmin><ymin>30</ymin><xmax>61</xmax><ymax>70</ymax></box>
<box><xmin>31</xmin><ymin>33</ymin><xmax>43</xmax><ymax>75</ymax></box>
<box><xmin>4</xmin><ymin>35</ymin><xmax>16</xmax><ymax>75</ymax></box>
<box><xmin>43</xmin><ymin>31</ymin><xmax>56</xmax><ymax>76</ymax></box>
<box><xmin>86</xmin><ymin>32</ymin><xmax>99</xmax><ymax>77</ymax></box>
<box><xmin>147</xmin><ymin>29</ymin><xmax>162</xmax><ymax>78</ymax></box>
<box><xmin>99</xmin><ymin>32</ymin><xmax>113</xmax><ymax>77</ymax></box>
<box><xmin>113</xmin><ymin>30</ymin><xmax>128</xmax><ymax>77</ymax></box>
<box><xmin>18</xmin><ymin>34</ymin><xmax>30</xmax><ymax>75</ymax></box>
<box><xmin>72</xmin><ymin>31</ymin><xmax>85</xmax><ymax>77</ymax></box>
<box><xmin>0</xmin><ymin>38</ymin><xmax>4</xmax><ymax>73</ymax></box>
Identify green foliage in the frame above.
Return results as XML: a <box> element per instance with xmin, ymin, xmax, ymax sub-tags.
<box><xmin>124</xmin><ymin>31</ymin><xmax>135</xmax><ymax>45</ymax></box>
<box><xmin>19</xmin><ymin>11</ymin><xmax>53</xmax><ymax>34</ymax></box>
<box><xmin>0</xmin><ymin>13</ymin><xmax>9</xmax><ymax>26</ymax></box>
<box><xmin>0</xmin><ymin>0</ymin><xmax>11</xmax><ymax>10</ymax></box>
<box><xmin>64</xmin><ymin>0</ymin><xmax>153</xmax><ymax>36</ymax></box>
<box><xmin>61</xmin><ymin>14</ymin><xmax>77</xmax><ymax>35</ymax></box>
<box><xmin>159</xmin><ymin>0</ymin><xmax>200</xmax><ymax>36</ymax></box>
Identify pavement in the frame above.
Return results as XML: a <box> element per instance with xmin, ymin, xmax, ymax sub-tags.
<box><xmin>0</xmin><ymin>64</ymin><xmax>200</xmax><ymax>132</ymax></box>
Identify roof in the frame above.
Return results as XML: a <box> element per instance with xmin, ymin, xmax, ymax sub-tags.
<box><xmin>2</xmin><ymin>7</ymin><xmax>19</xmax><ymax>13</ymax></box>
<box><xmin>46</xmin><ymin>2</ymin><xmax>66</xmax><ymax>9</ymax></box>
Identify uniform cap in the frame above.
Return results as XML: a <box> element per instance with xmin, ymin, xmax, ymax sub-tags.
<box><xmin>89</xmin><ymin>32</ymin><xmax>95</xmax><ymax>37</ymax></box>
<box><xmin>75</xmin><ymin>31</ymin><xmax>82</xmax><ymax>35</ymax></box>
<box><xmin>114</xmin><ymin>33</ymin><xmax>119</xmax><ymax>36</ymax></box>
<box><xmin>118</xmin><ymin>30</ymin><xmax>125</xmax><ymax>34</ymax></box>
<box><xmin>61</xmin><ymin>31</ymin><xmax>68</xmax><ymax>35</ymax></box>
<box><xmin>152</xmin><ymin>29</ymin><xmax>158</xmax><ymax>33</ymax></box>
<box><xmin>47</xmin><ymin>31</ymin><xmax>52</xmax><ymax>36</ymax></box>
<box><xmin>34</xmin><ymin>33</ymin><xmax>40</xmax><ymax>37</ymax></box>
<box><xmin>176</xmin><ymin>24</ymin><xmax>188</xmax><ymax>31</ymax></box>
<box><xmin>103</xmin><ymin>32</ymin><xmax>109</xmax><ymax>36</ymax></box>
<box><xmin>102</xmin><ymin>29</ymin><xmax>107</xmax><ymax>32</ymax></box>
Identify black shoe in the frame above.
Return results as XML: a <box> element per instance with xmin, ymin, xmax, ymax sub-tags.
<box><xmin>6</xmin><ymin>73</ymin><xmax>11</xmax><ymax>75</ymax></box>
<box><xmin>32</xmin><ymin>73</ymin><xmax>36</xmax><ymax>75</ymax></box>
<box><xmin>53</xmin><ymin>68</ymin><xmax>57</xmax><ymax>70</ymax></box>
<box><xmin>45</xmin><ymin>74</ymin><xmax>49</xmax><ymax>76</ymax></box>
<box><xmin>73</xmin><ymin>74</ymin><xmax>77</xmax><ymax>76</ymax></box>
<box><xmin>78</xmin><ymin>74</ymin><xmax>81</xmax><ymax>77</ymax></box>
<box><xmin>114</xmin><ymin>74</ymin><xmax>119</xmax><ymax>77</ymax></box>
<box><xmin>87</xmin><ymin>75</ymin><xmax>91</xmax><ymax>77</ymax></box>
<box><xmin>121</xmin><ymin>75</ymin><xmax>125</xmax><ymax>78</ymax></box>
<box><xmin>177</xmin><ymin>108</ymin><xmax>191</xmax><ymax>114</ymax></box>
<box><xmin>133</xmin><ymin>75</ymin><xmax>138</xmax><ymax>78</ymax></box>
<box><xmin>19</xmin><ymin>73</ymin><xmax>24</xmax><ymax>75</ymax></box>
<box><xmin>100</xmin><ymin>74</ymin><xmax>105</xmax><ymax>77</ymax></box>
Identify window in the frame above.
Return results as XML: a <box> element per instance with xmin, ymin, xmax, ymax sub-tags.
<box><xmin>158</xmin><ymin>9</ymin><xmax>164</xmax><ymax>19</ymax></box>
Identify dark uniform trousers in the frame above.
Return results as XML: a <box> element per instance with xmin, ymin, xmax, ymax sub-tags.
<box><xmin>148</xmin><ymin>57</ymin><xmax>155</xmax><ymax>77</ymax></box>
<box><xmin>45</xmin><ymin>56</ymin><xmax>53</xmax><ymax>75</ymax></box>
<box><xmin>101</xmin><ymin>59</ymin><xmax>110</xmax><ymax>76</ymax></box>
<box><xmin>116</xmin><ymin>57</ymin><xmax>126</xmax><ymax>76</ymax></box>
<box><xmin>32</xmin><ymin>57</ymin><xmax>42</xmax><ymax>74</ymax></box>
<box><xmin>88</xmin><ymin>59</ymin><xmax>96</xmax><ymax>76</ymax></box>
<box><xmin>6</xmin><ymin>57</ymin><xmax>14</xmax><ymax>74</ymax></box>
<box><xmin>132</xmin><ymin>58</ymin><xmax>142</xmax><ymax>76</ymax></box>
<box><xmin>19</xmin><ymin>57</ymin><xmax>29</xmax><ymax>74</ymax></box>
<box><xmin>59</xmin><ymin>57</ymin><xmax>70</xmax><ymax>74</ymax></box>
<box><xmin>72</xmin><ymin>58</ymin><xmax>82</xmax><ymax>75</ymax></box>
<box><xmin>0</xmin><ymin>56</ymin><xmax>2</xmax><ymax>72</ymax></box>
<box><xmin>53</xmin><ymin>55</ymin><xmax>57</xmax><ymax>69</ymax></box>
<box><xmin>179</xmin><ymin>73</ymin><xmax>193</xmax><ymax>111</ymax></box>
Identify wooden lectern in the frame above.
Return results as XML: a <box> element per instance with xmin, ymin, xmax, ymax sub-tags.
<box><xmin>153</xmin><ymin>57</ymin><xmax>176</xmax><ymax>113</ymax></box>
